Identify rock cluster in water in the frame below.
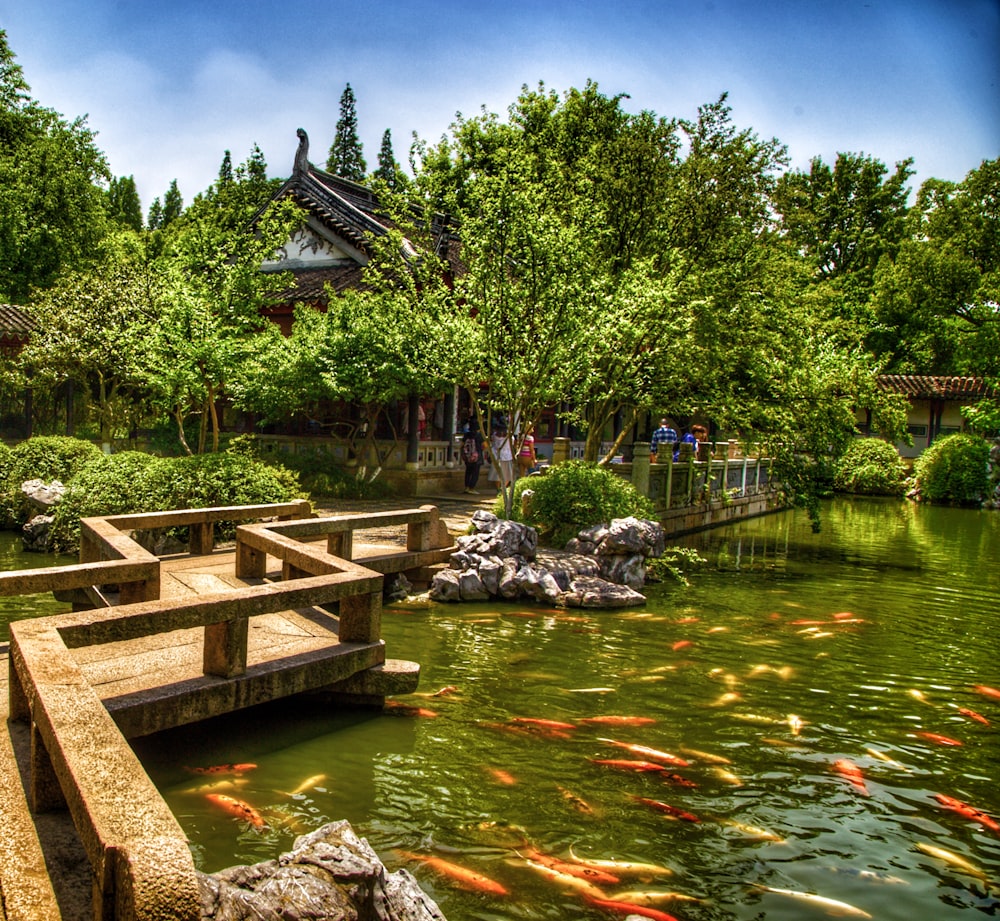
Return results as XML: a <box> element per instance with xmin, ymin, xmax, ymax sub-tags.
<box><xmin>20</xmin><ymin>478</ymin><xmax>66</xmax><ymax>552</ymax></box>
<box><xmin>429</xmin><ymin>511</ymin><xmax>664</xmax><ymax>608</ymax></box>
<box><xmin>198</xmin><ymin>820</ymin><xmax>446</xmax><ymax>920</ymax></box>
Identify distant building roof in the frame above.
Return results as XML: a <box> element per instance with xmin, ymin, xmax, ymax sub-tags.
<box><xmin>877</xmin><ymin>375</ymin><xmax>990</xmax><ymax>400</ymax></box>
<box><xmin>0</xmin><ymin>304</ymin><xmax>35</xmax><ymax>336</ymax></box>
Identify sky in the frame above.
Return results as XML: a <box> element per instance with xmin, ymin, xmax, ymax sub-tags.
<box><xmin>2</xmin><ymin>0</ymin><xmax>998</xmax><ymax>212</ymax></box>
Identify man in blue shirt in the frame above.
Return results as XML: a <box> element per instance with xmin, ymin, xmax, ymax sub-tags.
<box><xmin>650</xmin><ymin>417</ymin><xmax>678</xmax><ymax>460</ymax></box>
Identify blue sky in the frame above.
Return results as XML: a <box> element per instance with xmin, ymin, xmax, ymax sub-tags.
<box><xmin>2</xmin><ymin>0</ymin><xmax>997</xmax><ymax>211</ymax></box>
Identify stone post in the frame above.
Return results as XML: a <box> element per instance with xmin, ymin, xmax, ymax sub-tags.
<box><xmin>552</xmin><ymin>437</ymin><xmax>571</xmax><ymax>465</ymax></box>
<box><xmin>405</xmin><ymin>395</ymin><xmax>420</xmax><ymax>469</ymax></box>
<box><xmin>631</xmin><ymin>442</ymin><xmax>651</xmax><ymax>499</ymax></box>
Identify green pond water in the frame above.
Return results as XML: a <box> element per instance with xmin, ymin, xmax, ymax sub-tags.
<box><xmin>3</xmin><ymin>498</ymin><xmax>999</xmax><ymax>920</ymax></box>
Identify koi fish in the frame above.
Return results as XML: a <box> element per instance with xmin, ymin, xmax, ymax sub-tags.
<box><xmin>915</xmin><ymin>731</ymin><xmax>962</xmax><ymax>746</ymax></box>
<box><xmin>584</xmin><ymin>894</ymin><xmax>681</xmax><ymax>920</ymax></box>
<box><xmin>663</xmin><ymin>772</ymin><xmax>698</xmax><ymax>788</ymax></box>
<box><xmin>578</xmin><ymin>715</ymin><xmax>657</xmax><ymax>726</ymax></box>
<box><xmin>432</xmin><ymin>684</ymin><xmax>459</xmax><ymax>696</ymax></box>
<box><xmin>721</xmin><ymin>819</ymin><xmax>785</xmax><ymax>843</ymax></box>
<box><xmin>973</xmin><ymin>684</ymin><xmax>1000</xmax><ymax>700</ymax></box>
<box><xmin>957</xmin><ymin>707</ymin><xmax>990</xmax><ymax>725</ymax></box>
<box><xmin>706</xmin><ymin>626</ymin><xmax>729</xmax><ymax>633</ymax></box>
<box><xmin>934</xmin><ymin>793</ymin><xmax>1000</xmax><ymax>834</ymax></box>
<box><xmin>753</xmin><ymin>884</ymin><xmax>872</xmax><ymax>918</ymax></box>
<box><xmin>510</xmin><ymin>717</ymin><xmax>578</xmax><ymax>731</ymax></box>
<box><xmin>567</xmin><ymin>848</ymin><xmax>674</xmax><ymax>878</ymax></box>
<box><xmin>671</xmin><ymin>640</ymin><xmax>692</xmax><ymax>651</ymax></box>
<box><xmin>864</xmin><ymin>747</ymin><xmax>911</xmax><ymax>771</ymax></box>
<box><xmin>516</xmin><ymin>859</ymin><xmax>605</xmax><ymax>898</ymax></box>
<box><xmin>612</xmin><ymin>890</ymin><xmax>701</xmax><ymax>905</ymax></box>
<box><xmin>485</xmin><ymin>766</ymin><xmax>516</xmax><ymax>785</ymax></box>
<box><xmin>915</xmin><ymin>842</ymin><xmax>990</xmax><ymax>881</ymax></box>
<box><xmin>183</xmin><ymin>778</ymin><xmax>249</xmax><ymax>794</ymax></box>
<box><xmin>566</xmin><ymin>687</ymin><xmax>616</xmax><ymax>694</ymax></box>
<box><xmin>712</xmin><ymin>767</ymin><xmax>744</xmax><ymax>786</ymax></box>
<box><xmin>518</xmin><ymin>848</ymin><xmax>620</xmax><ymax>885</ymax></box>
<box><xmin>287</xmin><ymin>773</ymin><xmax>327</xmax><ymax>796</ymax></box>
<box><xmin>598</xmin><ymin>738</ymin><xmax>690</xmax><ymax>767</ymax></box>
<box><xmin>731</xmin><ymin>713</ymin><xmax>786</xmax><ymax>726</ymax></box>
<box><xmin>591</xmin><ymin>758</ymin><xmax>668</xmax><ymax>773</ymax></box>
<box><xmin>397</xmin><ymin>850</ymin><xmax>509</xmax><ymax>896</ymax></box>
<box><xmin>832</xmin><ymin>611</ymin><xmax>857</xmax><ymax>619</ymax></box>
<box><xmin>679</xmin><ymin>746</ymin><xmax>732</xmax><ymax>765</ymax></box>
<box><xmin>827</xmin><ymin>867</ymin><xmax>908</xmax><ymax>885</ymax></box>
<box><xmin>709</xmin><ymin>691</ymin><xmax>742</xmax><ymax>707</ymax></box>
<box><xmin>557</xmin><ymin>785</ymin><xmax>595</xmax><ymax>814</ymax></box>
<box><xmin>908</xmin><ymin>689</ymin><xmax>931</xmax><ymax>704</ymax></box>
<box><xmin>206</xmin><ymin>793</ymin><xmax>266</xmax><ymax>828</ymax></box>
<box><xmin>384</xmin><ymin>701</ymin><xmax>438</xmax><ymax>717</ymax></box>
<box><xmin>186</xmin><ymin>762</ymin><xmax>257</xmax><ymax>776</ymax></box>
<box><xmin>631</xmin><ymin>795</ymin><xmax>700</xmax><ymax>823</ymax></box>
<box><xmin>832</xmin><ymin>759</ymin><xmax>870</xmax><ymax>796</ymax></box>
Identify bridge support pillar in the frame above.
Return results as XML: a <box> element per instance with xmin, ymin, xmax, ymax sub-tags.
<box><xmin>236</xmin><ymin>541</ymin><xmax>266</xmax><ymax>579</ymax></box>
<box><xmin>327</xmin><ymin>531</ymin><xmax>353</xmax><ymax>559</ymax></box>
<box><xmin>204</xmin><ymin>618</ymin><xmax>249</xmax><ymax>678</ymax></box>
<box><xmin>29</xmin><ymin>725</ymin><xmax>66</xmax><ymax>813</ymax></box>
<box><xmin>189</xmin><ymin>521</ymin><xmax>214</xmax><ymax>555</ymax></box>
<box><xmin>339</xmin><ymin>592</ymin><xmax>382</xmax><ymax>644</ymax></box>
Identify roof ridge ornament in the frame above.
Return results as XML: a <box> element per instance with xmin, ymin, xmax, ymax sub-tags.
<box><xmin>294</xmin><ymin>128</ymin><xmax>310</xmax><ymax>175</ymax></box>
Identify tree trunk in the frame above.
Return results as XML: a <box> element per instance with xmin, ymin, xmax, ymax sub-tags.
<box><xmin>208</xmin><ymin>382</ymin><xmax>220</xmax><ymax>453</ymax></box>
<box><xmin>598</xmin><ymin>408</ymin><xmax>638</xmax><ymax>465</ymax></box>
<box><xmin>174</xmin><ymin>407</ymin><xmax>193</xmax><ymax>456</ymax></box>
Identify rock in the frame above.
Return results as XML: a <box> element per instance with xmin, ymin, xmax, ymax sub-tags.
<box><xmin>558</xmin><ymin>576</ymin><xmax>647</xmax><ymax>608</ymax></box>
<box><xmin>598</xmin><ymin>517</ymin><xmax>665</xmax><ymax>558</ymax></box>
<box><xmin>478</xmin><ymin>559</ymin><xmax>501</xmax><ymax>596</ymax></box>
<box><xmin>428</xmin><ymin>569</ymin><xmax>461</xmax><ymax>602</ymax></box>
<box><xmin>458</xmin><ymin>569</ymin><xmax>489</xmax><ymax>601</ymax></box>
<box><xmin>599</xmin><ymin>553</ymin><xmax>647</xmax><ymax>592</ymax></box>
<box><xmin>199</xmin><ymin>820</ymin><xmax>446</xmax><ymax>921</ymax></box>
<box><xmin>384</xmin><ymin>573</ymin><xmax>412</xmax><ymax>604</ymax></box>
<box><xmin>22</xmin><ymin>514</ymin><xmax>54</xmax><ymax>553</ymax></box>
<box><xmin>20</xmin><ymin>479</ymin><xmax>66</xmax><ymax>511</ymax></box>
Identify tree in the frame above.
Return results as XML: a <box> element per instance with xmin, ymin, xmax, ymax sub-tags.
<box><xmin>161</xmin><ymin>179</ymin><xmax>184</xmax><ymax>227</ymax></box>
<box><xmin>107</xmin><ymin>175</ymin><xmax>143</xmax><ymax>232</ymax></box>
<box><xmin>217</xmin><ymin>150</ymin><xmax>233</xmax><ymax>188</ymax></box>
<box><xmin>147</xmin><ymin>197</ymin><xmax>163</xmax><ymax>231</ymax></box>
<box><xmin>375</xmin><ymin>128</ymin><xmax>404</xmax><ymax>190</ymax></box>
<box><xmin>0</xmin><ymin>29</ymin><xmax>111</xmax><ymax>302</ymax></box>
<box><xmin>326</xmin><ymin>84</ymin><xmax>366</xmax><ymax>181</ymax></box>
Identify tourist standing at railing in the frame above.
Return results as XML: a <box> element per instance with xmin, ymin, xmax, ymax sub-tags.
<box><xmin>488</xmin><ymin>424</ymin><xmax>515</xmax><ymax>492</ymax></box>
<box><xmin>675</xmin><ymin>424</ymin><xmax>708</xmax><ymax>461</ymax></box>
<box><xmin>650</xmin><ymin>417</ymin><xmax>678</xmax><ymax>461</ymax></box>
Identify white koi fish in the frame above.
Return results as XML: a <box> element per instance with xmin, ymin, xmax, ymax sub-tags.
<box><xmin>753</xmin><ymin>884</ymin><xmax>872</xmax><ymax>918</ymax></box>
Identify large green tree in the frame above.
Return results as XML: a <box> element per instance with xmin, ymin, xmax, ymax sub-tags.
<box><xmin>327</xmin><ymin>84</ymin><xmax>366</xmax><ymax>181</ymax></box>
<box><xmin>0</xmin><ymin>29</ymin><xmax>111</xmax><ymax>302</ymax></box>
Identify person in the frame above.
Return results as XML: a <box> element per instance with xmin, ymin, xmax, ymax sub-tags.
<box><xmin>460</xmin><ymin>417</ymin><xmax>484</xmax><ymax>494</ymax></box>
<box><xmin>650</xmin><ymin>417</ymin><xmax>678</xmax><ymax>461</ymax></box>
<box><xmin>489</xmin><ymin>425</ymin><xmax>514</xmax><ymax>492</ymax></box>
<box><xmin>516</xmin><ymin>425</ymin><xmax>537</xmax><ymax>480</ymax></box>
<box><xmin>675</xmin><ymin>424</ymin><xmax>708</xmax><ymax>461</ymax></box>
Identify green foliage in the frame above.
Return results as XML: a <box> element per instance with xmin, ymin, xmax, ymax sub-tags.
<box><xmin>646</xmin><ymin>546</ymin><xmax>708</xmax><ymax>585</ymax></box>
<box><xmin>833</xmin><ymin>438</ymin><xmax>908</xmax><ymax>495</ymax></box>
<box><xmin>327</xmin><ymin>83</ymin><xmax>366</xmax><ymax>181</ymax></box>
<box><xmin>0</xmin><ymin>441</ymin><xmax>11</xmax><ymax>483</ymax></box>
<box><xmin>913</xmin><ymin>433</ymin><xmax>990</xmax><ymax>504</ymax></box>
<box><xmin>259</xmin><ymin>450</ymin><xmax>394</xmax><ymax>500</ymax></box>
<box><xmin>47</xmin><ymin>450</ymin><xmax>302</xmax><ymax>552</ymax></box>
<box><xmin>503</xmin><ymin>460</ymin><xmax>654</xmax><ymax>546</ymax></box>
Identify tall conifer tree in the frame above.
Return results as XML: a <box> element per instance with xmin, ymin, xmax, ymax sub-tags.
<box><xmin>375</xmin><ymin>128</ymin><xmax>401</xmax><ymax>189</ymax></box>
<box><xmin>326</xmin><ymin>83</ymin><xmax>366</xmax><ymax>181</ymax></box>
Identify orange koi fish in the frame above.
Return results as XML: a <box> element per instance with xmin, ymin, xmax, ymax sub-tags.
<box><xmin>662</xmin><ymin>772</ymin><xmax>698</xmax><ymax>789</ymax></box>
<box><xmin>518</xmin><ymin>848</ymin><xmax>620</xmax><ymax>885</ymax></box>
<box><xmin>186</xmin><ymin>762</ymin><xmax>257</xmax><ymax>776</ymax></box>
<box><xmin>584</xmin><ymin>894</ymin><xmax>681</xmax><ymax>921</ymax></box>
<box><xmin>832</xmin><ymin>759</ymin><xmax>869</xmax><ymax>796</ymax></box>
<box><xmin>591</xmin><ymin>758</ymin><xmax>668</xmax><ymax>773</ymax></box>
<box><xmin>578</xmin><ymin>716</ymin><xmax>657</xmax><ymax>727</ymax></box>
<box><xmin>831</xmin><ymin>611</ymin><xmax>857</xmax><ymax>619</ymax></box>
<box><xmin>557</xmin><ymin>784</ymin><xmax>596</xmax><ymax>815</ymax></box>
<box><xmin>384</xmin><ymin>701</ymin><xmax>438</xmax><ymax>717</ymax></box>
<box><xmin>510</xmin><ymin>717</ymin><xmax>578</xmax><ymax>731</ymax></box>
<box><xmin>206</xmin><ymin>793</ymin><xmax>266</xmax><ymax>828</ymax></box>
<box><xmin>957</xmin><ymin>707</ymin><xmax>990</xmax><ymax>725</ymax></box>
<box><xmin>397</xmin><ymin>850</ymin><xmax>509</xmax><ymax>896</ymax></box>
<box><xmin>518</xmin><ymin>859</ymin><xmax>605</xmax><ymax>898</ymax></box>
<box><xmin>485</xmin><ymin>766</ymin><xmax>517</xmax><ymax>785</ymax></box>
<box><xmin>934</xmin><ymin>793</ymin><xmax>1000</xmax><ymax>834</ymax></box>
<box><xmin>915</xmin><ymin>731</ymin><xmax>962</xmax><ymax>746</ymax></box>
<box><xmin>671</xmin><ymin>640</ymin><xmax>693</xmax><ymax>651</ymax></box>
<box><xmin>598</xmin><ymin>738</ymin><xmax>690</xmax><ymax>767</ymax></box>
<box><xmin>973</xmin><ymin>684</ymin><xmax>1000</xmax><ymax>700</ymax></box>
<box><xmin>432</xmin><ymin>684</ymin><xmax>459</xmax><ymax>696</ymax></box>
<box><xmin>631</xmin><ymin>795</ymin><xmax>700</xmax><ymax>823</ymax></box>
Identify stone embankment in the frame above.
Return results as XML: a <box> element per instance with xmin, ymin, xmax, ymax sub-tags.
<box><xmin>198</xmin><ymin>820</ymin><xmax>445</xmax><ymax>920</ymax></box>
<box><xmin>429</xmin><ymin>511</ymin><xmax>665</xmax><ymax>608</ymax></box>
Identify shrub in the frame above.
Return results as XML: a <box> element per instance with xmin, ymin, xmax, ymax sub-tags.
<box><xmin>1</xmin><ymin>435</ymin><xmax>103</xmax><ymax>528</ymax></box>
<box><xmin>833</xmin><ymin>439</ymin><xmax>907</xmax><ymax>496</ymax></box>
<box><xmin>503</xmin><ymin>460</ymin><xmax>655</xmax><ymax>547</ymax></box>
<box><xmin>253</xmin><ymin>448</ymin><xmax>394</xmax><ymax>500</ymax></box>
<box><xmin>0</xmin><ymin>441</ymin><xmax>11</xmax><ymax>484</ymax></box>
<box><xmin>48</xmin><ymin>451</ymin><xmax>303</xmax><ymax>553</ymax></box>
<box><xmin>914</xmin><ymin>433</ymin><xmax>990</xmax><ymax>505</ymax></box>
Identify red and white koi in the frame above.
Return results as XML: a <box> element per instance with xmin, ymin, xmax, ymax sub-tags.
<box><xmin>485</xmin><ymin>766</ymin><xmax>517</xmax><ymax>786</ymax></box>
<box><xmin>915</xmin><ymin>731</ymin><xmax>962</xmax><ymax>746</ymax></box>
<box><xmin>631</xmin><ymin>795</ymin><xmax>700</xmax><ymax>823</ymax></box>
<box><xmin>584</xmin><ymin>894</ymin><xmax>681</xmax><ymax>920</ymax></box>
<box><xmin>518</xmin><ymin>848</ymin><xmax>620</xmax><ymax>885</ymax></box>
<box><xmin>957</xmin><ymin>706</ymin><xmax>990</xmax><ymax>725</ymax></box>
<box><xmin>578</xmin><ymin>715</ymin><xmax>657</xmax><ymax>727</ymax></box>
<box><xmin>832</xmin><ymin>758</ymin><xmax>869</xmax><ymax>796</ymax></box>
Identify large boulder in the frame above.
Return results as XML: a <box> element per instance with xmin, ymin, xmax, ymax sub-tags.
<box><xmin>20</xmin><ymin>478</ymin><xmax>66</xmax><ymax>512</ymax></box>
<box><xmin>198</xmin><ymin>819</ymin><xmax>446</xmax><ymax>921</ymax></box>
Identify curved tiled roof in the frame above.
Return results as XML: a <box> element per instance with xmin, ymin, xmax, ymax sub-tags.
<box><xmin>0</xmin><ymin>304</ymin><xmax>35</xmax><ymax>335</ymax></box>
<box><xmin>877</xmin><ymin>375</ymin><xmax>990</xmax><ymax>399</ymax></box>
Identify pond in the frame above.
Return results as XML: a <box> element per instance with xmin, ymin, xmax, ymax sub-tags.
<box><xmin>6</xmin><ymin>499</ymin><xmax>1000</xmax><ymax>919</ymax></box>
